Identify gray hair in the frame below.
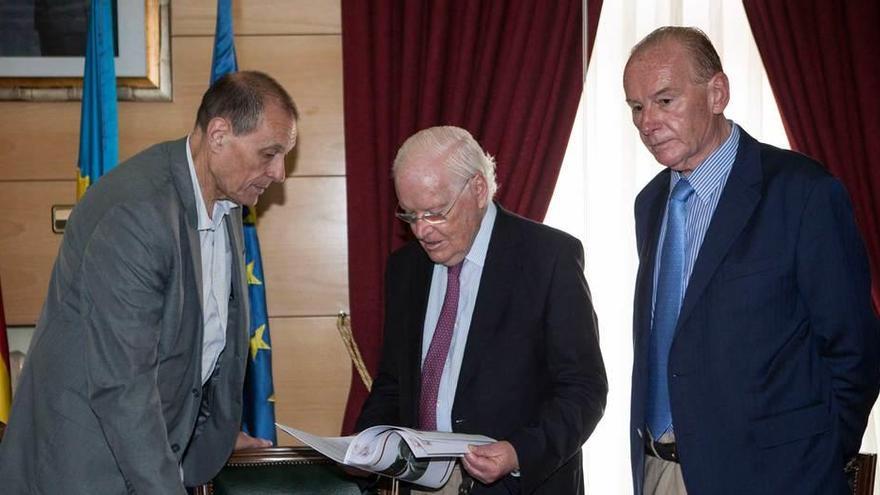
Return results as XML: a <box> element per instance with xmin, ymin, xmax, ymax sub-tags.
<box><xmin>195</xmin><ymin>70</ymin><xmax>299</xmax><ymax>135</ymax></box>
<box><xmin>628</xmin><ymin>26</ymin><xmax>723</xmax><ymax>83</ymax></box>
<box><xmin>392</xmin><ymin>126</ymin><xmax>498</xmax><ymax>199</ymax></box>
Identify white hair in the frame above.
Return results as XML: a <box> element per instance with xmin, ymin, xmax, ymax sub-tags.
<box><xmin>392</xmin><ymin>126</ymin><xmax>498</xmax><ymax>198</ymax></box>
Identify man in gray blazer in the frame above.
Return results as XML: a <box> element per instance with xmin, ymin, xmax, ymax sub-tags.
<box><xmin>0</xmin><ymin>71</ymin><xmax>298</xmax><ymax>494</ymax></box>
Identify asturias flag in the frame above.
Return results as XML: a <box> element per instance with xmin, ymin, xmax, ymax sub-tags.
<box><xmin>211</xmin><ymin>0</ymin><xmax>277</xmax><ymax>444</ymax></box>
<box><xmin>76</xmin><ymin>0</ymin><xmax>118</xmax><ymax>199</ymax></box>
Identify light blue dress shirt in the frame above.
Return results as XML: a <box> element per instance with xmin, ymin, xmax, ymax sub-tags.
<box><xmin>650</xmin><ymin>122</ymin><xmax>740</xmax><ymax>436</ymax></box>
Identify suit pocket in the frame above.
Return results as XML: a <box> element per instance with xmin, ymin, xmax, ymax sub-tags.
<box><xmin>718</xmin><ymin>256</ymin><xmax>780</xmax><ymax>281</ymax></box>
<box><xmin>752</xmin><ymin>402</ymin><xmax>831</xmax><ymax>448</ymax></box>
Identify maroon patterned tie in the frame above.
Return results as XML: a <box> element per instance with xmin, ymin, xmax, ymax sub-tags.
<box><xmin>419</xmin><ymin>262</ymin><xmax>463</xmax><ymax>431</ymax></box>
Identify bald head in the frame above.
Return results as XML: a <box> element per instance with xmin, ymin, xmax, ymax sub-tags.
<box><xmin>627</xmin><ymin>26</ymin><xmax>723</xmax><ymax>85</ymax></box>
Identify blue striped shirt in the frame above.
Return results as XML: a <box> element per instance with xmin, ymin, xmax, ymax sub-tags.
<box><xmin>652</xmin><ymin>122</ymin><xmax>741</xmax><ymax>315</ymax></box>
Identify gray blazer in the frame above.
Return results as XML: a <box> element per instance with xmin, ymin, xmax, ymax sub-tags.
<box><xmin>0</xmin><ymin>138</ymin><xmax>249</xmax><ymax>494</ymax></box>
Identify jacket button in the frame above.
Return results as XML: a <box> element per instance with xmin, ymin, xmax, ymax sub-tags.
<box><xmin>171</xmin><ymin>443</ymin><xmax>180</xmax><ymax>453</ymax></box>
<box><xmin>192</xmin><ymin>387</ymin><xmax>200</xmax><ymax>397</ymax></box>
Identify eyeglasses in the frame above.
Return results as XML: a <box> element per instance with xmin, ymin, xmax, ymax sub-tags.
<box><xmin>395</xmin><ymin>177</ymin><xmax>472</xmax><ymax>225</ymax></box>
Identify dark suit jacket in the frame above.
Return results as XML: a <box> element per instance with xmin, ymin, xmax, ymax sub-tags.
<box><xmin>357</xmin><ymin>206</ymin><xmax>607</xmax><ymax>494</ymax></box>
<box><xmin>0</xmin><ymin>138</ymin><xmax>249</xmax><ymax>494</ymax></box>
<box><xmin>630</xmin><ymin>129</ymin><xmax>880</xmax><ymax>494</ymax></box>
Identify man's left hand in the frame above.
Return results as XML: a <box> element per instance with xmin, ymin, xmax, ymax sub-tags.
<box><xmin>234</xmin><ymin>431</ymin><xmax>273</xmax><ymax>451</ymax></box>
<box><xmin>461</xmin><ymin>440</ymin><xmax>519</xmax><ymax>485</ymax></box>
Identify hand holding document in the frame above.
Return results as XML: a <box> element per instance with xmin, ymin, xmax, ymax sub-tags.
<box><xmin>276</xmin><ymin>423</ymin><xmax>495</xmax><ymax>489</ymax></box>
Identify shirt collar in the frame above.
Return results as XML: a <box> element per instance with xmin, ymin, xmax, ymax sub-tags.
<box><xmin>671</xmin><ymin>121</ymin><xmax>741</xmax><ymax>204</ymax></box>
<box><xmin>186</xmin><ymin>135</ymin><xmax>239</xmax><ymax>232</ymax></box>
<box><xmin>463</xmin><ymin>201</ymin><xmax>497</xmax><ymax>269</ymax></box>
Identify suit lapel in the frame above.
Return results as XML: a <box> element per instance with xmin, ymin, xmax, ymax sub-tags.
<box><xmin>225</xmin><ymin>210</ymin><xmax>248</xmax><ymax>357</ymax></box>
<box><xmin>455</xmin><ymin>207</ymin><xmax>518</xmax><ymax>394</ymax></box>
<box><xmin>169</xmin><ymin>137</ymin><xmax>210</xmax><ymax>387</ymax></box>
<box><xmin>634</xmin><ymin>173</ymin><xmax>670</xmax><ymax>347</ymax></box>
<box><xmin>407</xmin><ymin>250</ymin><xmax>434</xmax><ymax>421</ymax></box>
<box><xmin>676</xmin><ymin>131</ymin><xmax>763</xmax><ymax>330</ymax></box>
<box><xmin>169</xmin><ymin>138</ymin><xmax>205</xmax><ymax>309</ymax></box>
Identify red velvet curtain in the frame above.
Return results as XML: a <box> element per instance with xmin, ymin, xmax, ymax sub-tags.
<box><xmin>743</xmin><ymin>0</ymin><xmax>880</xmax><ymax>311</ymax></box>
<box><xmin>340</xmin><ymin>0</ymin><xmax>603</xmax><ymax>434</ymax></box>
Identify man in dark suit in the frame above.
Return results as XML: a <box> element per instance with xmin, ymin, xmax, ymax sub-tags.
<box><xmin>625</xmin><ymin>26</ymin><xmax>880</xmax><ymax>494</ymax></box>
<box><xmin>0</xmin><ymin>71</ymin><xmax>298</xmax><ymax>494</ymax></box>
<box><xmin>357</xmin><ymin>126</ymin><xmax>607</xmax><ymax>494</ymax></box>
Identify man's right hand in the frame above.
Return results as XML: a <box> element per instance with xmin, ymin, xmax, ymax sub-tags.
<box><xmin>233</xmin><ymin>431</ymin><xmax>273</xmax><ymax>451</ymax></box>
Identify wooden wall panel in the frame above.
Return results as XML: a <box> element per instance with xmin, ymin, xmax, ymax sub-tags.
<box><xmin>0</xmin><ymin>175</ymin><xmax>348</xmax><ymax>324</ymax></box>
<box><xmin>0</xmin><ymin>181</ymin><xmax>73</xmax><ymax>324</ymax></box>
<box><xmin>0</xmin><ymin>101</ymin><xmax>82</xmax><ymax>181</ymax></box>
<box><xmin>271</xmin><ymin>316</ymin><xmax>351</xmax><ymax>442</ymax></box>
<box><xmin>115</xmin><ymin>35</ymin><xmax>345</xmax><ymax>177</ymax></box>
<box><xmin>172</xmin><ymin>0</ymin><xmax>341</xmax><ymax>36</ymax></box>
<box><xmin>0</xmin><ymin>36</ymin><xmax>343</xmax><ymax>181</ymax></box>
<box><xmin>235</xmin><ymin>36</ymin><xmax>345</xmax><ymax>177</ymax></box>
<box><xmin>258</xmin><ymin>177</ymin><xmax>349</xmax><ymax>317</ymax></box>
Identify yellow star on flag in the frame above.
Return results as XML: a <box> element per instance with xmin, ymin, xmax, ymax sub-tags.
<box><xmin>77</xmin><ymin>174</ymin><xmax>91</xmax><ymax>200</ymax></box>
<box><xmin>243</xmin><ymin>207</ymin><xmax>257</xmax><ymax>225</ymax></box>
<box><xmin>249</xmin><ymin>324</ymin><xmax>271</xmax><ymax>361</ymax></box>
<box><xmin>246</xmin><ymin>260</ymin><xmax>262</xmax><ymax>286</ymax></box>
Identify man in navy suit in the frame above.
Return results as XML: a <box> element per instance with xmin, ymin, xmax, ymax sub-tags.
<box><xmin>625</xmin><ymin>27</ymin><xmax>880</xmax><ymax>494</ymax></box>
<box><xmin>357</xmin><ymin>126</ymin><xmax>607</xmax><ymax>494</ymax></box>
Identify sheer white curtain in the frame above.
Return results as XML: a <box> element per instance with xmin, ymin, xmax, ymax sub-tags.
<box><xmin>545</xmin><ymin>0</ymin><xmax>789</xmax><ymax>492</ymax></box>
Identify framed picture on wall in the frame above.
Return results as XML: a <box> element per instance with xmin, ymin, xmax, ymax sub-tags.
<box><xmin>0</xmin><ymin>0</ymin><xmax>170</xmax><ymax>101</ymax></box>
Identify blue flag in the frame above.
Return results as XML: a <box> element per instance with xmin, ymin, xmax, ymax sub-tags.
<box><xmin>77</xmin><ymin>0</ymin><xmax>118</xmax><ymax>199</ymax></box>
<box><xmin>210</xmin><ymin>0</ymin><xmax>238</xmax><ymax>85</ymax></box>
<box><xmin>210</xmin><ymin>0</ymin><xmax>278</xmax><ymax>443</ymax></box>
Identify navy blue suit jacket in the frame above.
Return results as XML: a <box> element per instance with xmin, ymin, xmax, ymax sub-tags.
<box><xmin>630</xmin><ymin>129</ymin><xmax>880</xmax><ymax>494</ymax></box>
<box><xmin>358</xmin><ymin>206</ymin><xmax>607</xmax><ymax>494</ymax></box>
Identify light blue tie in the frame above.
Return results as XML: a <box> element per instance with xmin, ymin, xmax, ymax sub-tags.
<box><xmin>647</xmin><ymin>178</ymin><xmax>694</xmax><ymax>440</ymax></box>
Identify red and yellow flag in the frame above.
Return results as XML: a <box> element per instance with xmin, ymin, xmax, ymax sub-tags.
<box><xmin>0</xmin><ymin>280</ymin><xmax>11</xmax><ymax>423</ymax></box>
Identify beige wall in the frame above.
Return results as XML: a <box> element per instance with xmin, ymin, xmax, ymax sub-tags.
<box><xmin>0</xmin><ymin>0</ymin><xmax>351</xmax><ymax>441</ymax></box>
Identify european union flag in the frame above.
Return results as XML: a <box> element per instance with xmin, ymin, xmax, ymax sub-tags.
<box><xmin>77</xmin><ymin>0</ymin><xmax>118</xmax><ymax>199</ymax></box>
<box><xmin>210</xmin><ymin>0</ymin><xmax>277</xmax><ymax>443</ymax></box>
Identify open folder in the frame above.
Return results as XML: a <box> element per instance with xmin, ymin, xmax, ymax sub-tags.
<box><xmin>276</xmin><ymin>423</ymin><xmax>495</xmax><ymax>489</ymax></box>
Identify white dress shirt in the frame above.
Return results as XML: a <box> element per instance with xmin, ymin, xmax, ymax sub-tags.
<box><xmin>421</xmin><ymin>202</ymin><xmax>497</xmax><ymax>432</ymax></box>
<box><xmin>186</xmin><ymin>137</ymin><xmax>239</xmax><ymax>385</ymax></box>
